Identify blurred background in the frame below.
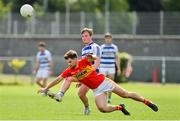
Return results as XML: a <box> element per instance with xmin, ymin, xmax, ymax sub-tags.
<box><xmin>0</xmin><ymin>0</ymin><xmax>180</xmax><ymax>84</ymax></box>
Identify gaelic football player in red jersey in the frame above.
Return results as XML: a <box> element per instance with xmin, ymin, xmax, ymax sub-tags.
<box><xmin>38</xmin><ymin>50</ymin><xmax>158</xmax><ymax>115</ymax></box>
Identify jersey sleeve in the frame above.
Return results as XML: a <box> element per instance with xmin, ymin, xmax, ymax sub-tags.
<box><xmin>81</xmin><ymin>57</ymin><xmax>91</xmax><ymax>65</ymax></box>
<box><xmin>114</xmin><ymin>45</ymin><xmax>119</xmax><ymax>54</ymax></box>
<box><xmin>47</xmin><ymin>51</ymin><xmax>52</xmax><ymax>61</ymax></box>
<box><xmin>61</xmin><ymin>68</ymin><xmax>71</xmax><ymax>78</ymax></box>
<box><xmin>92</xmin><ymin>45</ymin><xmax>101</xmax><ymax>57</ymax></box>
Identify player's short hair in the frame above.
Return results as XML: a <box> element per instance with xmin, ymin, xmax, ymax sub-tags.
<box><xmin>81</xmin><ymin>28</ymin><xmax>93</xmax><ymax>36</ymax></box>
<box><xmin>38</xmin><ymin>41</ymin><xmax>46</xmax><ymax>47</ymax></box>
<box><xmin>64</xmin><ymin>50</ymin><xmax>78</xmax><ymax>60</ymax></box>
<box><xmin>104</xmin><ymin>32</ymin><xmax>112</xmax><ymax>38</ymax></box>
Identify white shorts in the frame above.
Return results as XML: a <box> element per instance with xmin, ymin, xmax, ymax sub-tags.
<box><xmin>93</xmin><ymin>79</ymin><xmax>115</xmax><ymax>97</ymax></box>
<box><xmin>99</xmin><ymin>67</ymin><xmax>115</xmax><ymax>76</ymax></box>
<box><xmin>36</xmin><ymin>69</ymin><xmax>49</xmax><ymax>79</ymax></box>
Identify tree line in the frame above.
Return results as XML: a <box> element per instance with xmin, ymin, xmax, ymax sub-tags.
<box><xmin>1</xmin><ymin>0</ymin><xmax>180</xmax><ymax>14</ymax></box>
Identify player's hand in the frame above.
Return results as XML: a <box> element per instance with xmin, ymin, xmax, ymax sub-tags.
<box><xmin>117</xmin><ymin>69</ymin><xmax>121</xmax><ymax>76</ymax></box>
<box><xmin>37</xmin><ymin>88</ymin><xmax>47</xmax><ymax>94</ymax></box>
<box><xmin>125</xmin><ymin>65</ymin><xmax>133</xmax><ymax>78</ymax></box>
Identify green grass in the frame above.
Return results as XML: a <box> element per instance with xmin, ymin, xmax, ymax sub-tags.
<box><xmin>0</xmin><ymin>75</ymin><xmax>180</xmax><ymax>120</ymax></box>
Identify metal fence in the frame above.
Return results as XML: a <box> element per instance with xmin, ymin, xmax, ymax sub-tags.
<box><xmin>0</xmin><ymin>12</ymin><xmax>180</xmax><ymax>35</ymax></box>
<box><xmin>1</xmin><ymin>56</ymin><xmax>180</xmax><ymax>83</ymax></box>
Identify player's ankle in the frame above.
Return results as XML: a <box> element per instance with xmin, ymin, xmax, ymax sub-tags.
<box><xmin>143</xmin><ymin>99</ymin><xmax>151</xmax><ymax>105</ymax></box>
<box><xmin>85</xmin><ymin>105</ymin><xmax>89</xmax><ymax>109</ymax></box>
<box><xmin>115</xmin><ymin>105</ymin><xmax>123</xmax><ymax>110</ymax></box>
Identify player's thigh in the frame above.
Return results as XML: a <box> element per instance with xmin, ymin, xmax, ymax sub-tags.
<box><xmin>112</xmin><ymin>83</ymin><xmax>128</xmax><ymax>97</ymax></box>
<box><xmin>107</xmin><ymin>73</ymin><xmax>115</xmax><ymax>81</ymax></box>
<box><xmin>78</xmin><ymin>84</ymin><xmax>89</xmax><ymax>95</ymax></box>
<box><xmin>36</xmin><ymin>69</ymin><xmax>43</xmax><ymax>79</ymax></box>
<box><xmin>107</xmin><ymin>68</ymin><xmax>115</xmax><ymax>79</ymax></box>
<box><xmin>41</xmin><ymin>78</ymin><xmax>47</xmax><ymax>82</ymax></box>
<box><xmin>41</xmin><ymin>70</ymin><xmax>49</xmax><ymax>79</ymax></box>
<box><xmin>36</xmin><ymin>69</ymin><xmax>48</xmax><ymax>79</ymax></box>
<box><xmin>35</xmin><ymin>77</ymin><xmax>41</xmax><ymax>82</ymax></box>
<box><xmin>95</xmin><ymin>93</ymin><xmax>107</xmax><ymax>109</ymax></box>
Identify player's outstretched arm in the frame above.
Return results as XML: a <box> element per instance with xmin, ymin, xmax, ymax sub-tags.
<box><xmin>38</xmin><ymin>75</ymin><xmax>64</xmax><ymax>93</ymax></box>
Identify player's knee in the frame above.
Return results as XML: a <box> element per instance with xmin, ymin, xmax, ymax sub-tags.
<box><xmin>98</xmin><ymin>107</ymin><xmax>107</xmax><ymax>113</ymax></box>
<box><xmin>78</xmin><ymin>88</ymin><xmax>88</xmax><ymax>98</ymax></box>
<box><xmin>78</xmin><ymin>91</ymin><xmax>86</xmax><ymax>98</ymax></box>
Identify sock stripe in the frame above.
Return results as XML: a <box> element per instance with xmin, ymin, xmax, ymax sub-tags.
<box><xmin>116</xmin><ymin>106</ymin><xmax>122</xmax><ymax>110</ymax></box>
<box><xmin>144</xmin><ymin>99</ymin><xmax>150</xmax><ymax>105</ymax></box>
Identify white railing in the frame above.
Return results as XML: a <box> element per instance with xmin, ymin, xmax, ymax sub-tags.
<box><xmin>133</xmin><ymin>56</ymin><xmax>180</xmax><ymax>83</ymax></box>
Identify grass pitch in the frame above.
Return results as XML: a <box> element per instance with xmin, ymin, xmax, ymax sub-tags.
<box><xmin>0</xmin><ymin>75</ymin><xmax>180</xmax><ymax>120</ymax></box>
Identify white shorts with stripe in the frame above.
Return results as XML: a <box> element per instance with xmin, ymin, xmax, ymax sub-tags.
<box><xmin>99</xmin><ymin>67</ymin><xmax>116</xmax><ymax>75</ymax></box>
<box><xmin>36</xmin><ymin>69</ymin><xmax>49</xmax><ymax>79</ymax></box>
<box><xmin>93</xmin><ymin>79</ymin><xmax>115</xmax><ymax>97</ymax></box>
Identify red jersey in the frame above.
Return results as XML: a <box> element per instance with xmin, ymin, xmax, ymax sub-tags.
<box><xmin>61</xmin><ymin>57</ymin><xmax>105</xmax><ymax>89</ymax></box>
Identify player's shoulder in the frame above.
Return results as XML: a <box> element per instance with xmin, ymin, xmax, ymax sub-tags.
<box><xmin>92</xmin><ymin>42</ymin><xmax>100</xmax><ymax>46</ymax></box>
<box><xmin>100</xmin><ymin>44</ymin><xmax>105</xmax><ymax>47</ymax></box>
<box><xmin>79</xmin><ymin>57</ymin><xmax>90</xmax><ymax>65</ymax></box>
<box><xmin>111</xmin><ymin>43</ymin><xmax>118</xmax><ymax>48</ymax></box>
<box><xmin>80</xmin><ymin>57</ymin><xmax>87</xmax><ymax>62</ymax></box>
<box><xmin>45</xmin><ymin>49</ymin><xmax>52</xmax><ymax>55</ymax></box>
<box><xmin>36</xmin><ymin>51</ymin><xmax>41</xmax><ymax>56</ymax></box>
<box><xmin>82</xmin><ymin>42</ymin><xmax>100</xmax><ymax>50</ymax></box>
<box><xmin>91</xmin><ymin>42</ymin><xmax>100</xmax><ymax>49</ymax></box>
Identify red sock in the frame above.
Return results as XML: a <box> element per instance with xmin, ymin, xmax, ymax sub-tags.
<box><xmin>116</xmin><ymin>105</ymin><xmax>123</xmax><ymax>110</ymax></box>
<box><xmin>143</xmin><ymin>99</ymin><xmax>151</xmax><ymax>105</ymax></box>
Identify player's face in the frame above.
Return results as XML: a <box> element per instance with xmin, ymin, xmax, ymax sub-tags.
<box><xmin>38</xmin><ymin>46</ymin><xmax>45</xmax><ymax>52</ymax></box>
<box><xmin>104</xmin><ymin>36</ymin><xmax>112</xmax><ymax>44</ymax></box>
<box><xmin>66</xmin><ymin>58</ymin><xmax>77</xmax><ymax>68</ymax></box>
<box><xmin>81</xmin><ymin>31</ymin><xmax>92</xmax><ymax>44</ymax></box>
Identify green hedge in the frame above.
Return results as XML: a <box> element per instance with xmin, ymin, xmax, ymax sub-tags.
<box><xmin>114</xmin><ymin>52</ymin><xmax>132</xmax><ymax>83</ymax></box>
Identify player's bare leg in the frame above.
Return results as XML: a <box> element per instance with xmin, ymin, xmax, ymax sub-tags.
<box><xmin>42</xmin><ymin>78</ymin><xmax>47</xmax><ymax>88</ymax></box>
<box><xmin>95</xmin><ymin>92</ymin><xmax>130</xmax><ymax>115</ymax></box>
<box><xmin>36</xmin><ymin>78</ymin><xmax>44</xmax><ymax>88</ymax></box>
<box><xmin>106</xmin><ymin>74</ymin><xmax>115</xmax><ymax>103</ymax></box>
<box><xmin>78</xmin><ymin>84</ymin><xmax>90</xmax><ymax>115</ymax></box>
<box><xmin>111</xmin><ymin>81</ymin><xmax>158</xmax><ymax>112</ymax></box>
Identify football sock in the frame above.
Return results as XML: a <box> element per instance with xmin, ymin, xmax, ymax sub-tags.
<box><xmin>143</xmin><ymin>99</ymin><xmax>151</xmax><ymax>105</ymax></box>
<box><xmin>85</xmin><ymin>106</ymin><xmax>89</xmax><ymax>109</ymax></box>
<box><xmin>115</xmin><ymin>105</ymin><xmax>123</xmax><ymax>110</ymax></box>
<box><xmin>144</xmin><ymin>99</ymin><xmax>158</xmax><ymax>112</ymax></box>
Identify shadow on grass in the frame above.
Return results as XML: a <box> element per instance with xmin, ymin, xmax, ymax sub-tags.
<box><xmin>0</xmin><ymin>81</ymin><xmax>23</xmax><ymax>86</ymax></box>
